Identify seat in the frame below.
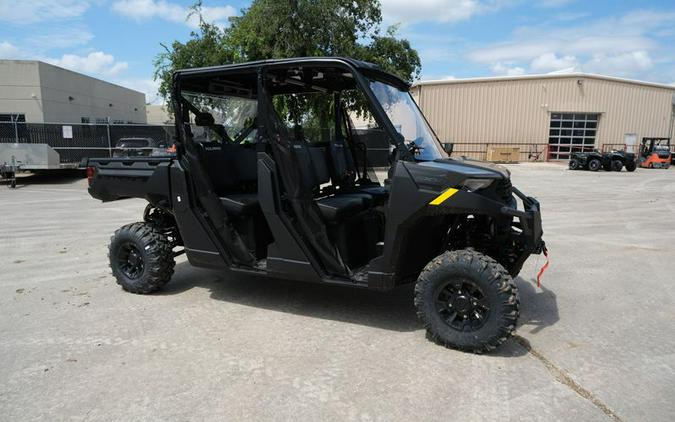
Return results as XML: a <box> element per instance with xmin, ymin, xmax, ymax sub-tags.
<box><xmin>327</xmin><ymin>136</ymin><xmax>388</xmax><ymax>204</ymax></box>
<box><xmin>290</xmin><ymin>141</ymin><xmax>369</xmax><ymax>222</ymax></box>
<box><xmin>220</xmin><ymin>193</ymin><xmax>259</xmax><ymax>215</ymax></box>
<box><xmin>355</xmin><ymin>184</ymin><xmax>388</xmax><ymax>203</ymax></box>
<box><xmin>316</xmin><ymin>195</ymin><xmax>364</xmax><ymax>221</ymax></box>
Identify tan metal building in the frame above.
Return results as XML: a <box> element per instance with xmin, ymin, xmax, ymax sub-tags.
<box><xmin>411</xmin><ymin>73</ymin><xmax>675</xmax><ymax>160</ymax></box>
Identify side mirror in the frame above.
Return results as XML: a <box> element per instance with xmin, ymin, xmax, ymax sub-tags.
<box><xmin>442</xmin><ymin>142</ymin><xmax>454</xmax><ymax>155</ymax></box>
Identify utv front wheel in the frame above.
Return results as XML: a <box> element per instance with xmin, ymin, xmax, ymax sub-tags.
<box><xmin>414</xmin><ymin>250</ymin><xmax>519</xmax><ymax>353</ymax></box>
<box><xmin>109</xmin><ymin>222</ymin><xmax>175</xmax><ymax>294</ymax></box>
<box><xmin>625</xmin><ymin>161</ymin><xmax>637</xmax><ymax>172</ymax></box>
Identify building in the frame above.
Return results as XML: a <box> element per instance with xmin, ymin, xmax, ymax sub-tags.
<box><xmin>0</xmin><ymin>60</ymin><xmax>146</xmax><ymax>124</ymax></box>
<box><xmin>146</xmin><ymin>104</ymin><xmax>173</xmax><ymax>125</ymax></box>
<box><xmin>412</xmin><ymin>73</ymin><xmax>675</xmax><ymax>160</ymax></box>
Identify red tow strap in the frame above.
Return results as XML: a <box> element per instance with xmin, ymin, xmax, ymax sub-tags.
<box><xmin>536</xmin><ymin>246</ymin><xmax>549</xmax><ymax>288</ymax></box>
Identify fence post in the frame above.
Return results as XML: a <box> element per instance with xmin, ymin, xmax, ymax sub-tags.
<box><xmin>13</xmin><ymin>118</ymin><xmax>18</xmax><ymax>143</ymax></box>
<box><xmin>106</xmin><ymin>121</ymin><xmax>112</xmax><ymax>158</ymax></box>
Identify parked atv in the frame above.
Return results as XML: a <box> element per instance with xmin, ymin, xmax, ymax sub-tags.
<box><xmin>86</xmin><ymin>57</ymin><xmax>545</xmax><ymax>353</ymax></box>
<box><xmin>569</xmin><ymin>150</ymin><xmax>636</xmax><ymax>172</ymax></box>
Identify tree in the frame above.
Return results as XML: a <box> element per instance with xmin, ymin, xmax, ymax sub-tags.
<box><xmin>154</xmin><ymin>0</ymin><xmax>421</xmax><ymax>104</ymax></box>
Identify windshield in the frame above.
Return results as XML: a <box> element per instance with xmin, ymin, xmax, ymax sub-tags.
<box><xmin>369</xmin><ymin>79</ymin><xmax>447</xmax><ymax>161</ymax></box>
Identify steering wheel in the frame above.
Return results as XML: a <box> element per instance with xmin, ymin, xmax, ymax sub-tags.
<box><xmin>408</xmin><ymin>137</ymin><xmax>425</xmax><ymax>156</ymax></box>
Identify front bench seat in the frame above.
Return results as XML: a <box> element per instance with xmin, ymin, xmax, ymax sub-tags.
<box><xmin>316</xmin><ymin>195</ymin><xmax>365</xmax><ymax>221</ymax></box>
<box><xmin>220</xmin><ymin>193</ymin><xmax>260</xmax><ymax>215</ymax></box>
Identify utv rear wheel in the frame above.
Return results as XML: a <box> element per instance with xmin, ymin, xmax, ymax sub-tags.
<box><xmin>625</xmin><ymin>161</ymin><xmax>637</xmax><ymax>172</ymax></box>
<box><xmin>588</xmin><ymin>159</ymin><xmax>601</xmax><ymax>171</ymax></box>
<box><xmin>109</xmin><ymin>222</ymin><xmax>175</xmax><ymax>294</ymax></box>
<box><xmin>414</xmin><ymin>249</ymin><xmax>519</xmax><ymax>353</ymax></box>
<box><xmin>602</xmin><ymin>161</ymin><xmax>612</xmax><ymax>172</ymax></box>
<box><xmin>568</xmin><ymin>159</ymin><xmax>580</xmax><ymax>170</ymax></box>
<box><xmin>611</xmin><ymin>160</ymin><xmax>623</xmax><ymax>171</ymax></box>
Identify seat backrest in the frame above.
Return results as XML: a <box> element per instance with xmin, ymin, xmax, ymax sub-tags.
<box><xmin>329</xmin><ymin>136</ymin><xmax>357</xmax><ymax>187</ymax></box>
<box><xmin>196</xmin><ymin>142</ymin><xmax>258</xmax><ymax>195</ymax></box>
<box><xmin>308</xmin><ymin>146</ymin><xmax>330</xmax><ymax>185</ymax></box>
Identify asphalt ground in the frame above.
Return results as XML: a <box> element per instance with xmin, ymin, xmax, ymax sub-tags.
<box><xmin>1</xmin><ymin>163</ymin><xmax>673</xmax><ymax>421</ymax></box>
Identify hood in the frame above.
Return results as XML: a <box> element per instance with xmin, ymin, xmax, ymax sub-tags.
<box><xmin>418</xmin><ymin>157</ymin><xmax>510</xmax><ymax>179</ymax></box>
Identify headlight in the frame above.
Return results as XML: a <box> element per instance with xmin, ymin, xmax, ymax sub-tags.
<box><xmin>461</xmin><ymin>178</ymin><xmax>494</xmax><ymax>192</ymax></box>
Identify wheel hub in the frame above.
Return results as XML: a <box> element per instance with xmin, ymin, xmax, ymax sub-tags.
<box><xmin>117</xmin><ymin>243</ymin><xmax>144</xmax><ymax>280</ymax></box>
<box><xmin>452</xmin><ymin>294</ymin><xmax>473</xmax><ymax>313</ymax></box>
<box><xmin>436</xmin><ymin>279</ymin><xmax>490</xmax><ymax>330</ymax></box>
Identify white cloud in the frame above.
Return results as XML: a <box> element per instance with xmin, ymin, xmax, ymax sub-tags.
<box><xmin>492</xmin><ymin>62</ymin><xmax>525</xmax><ymax>76</ymax></box>
<box><xmin>0</xmin><ymin>0</ymin><xmax>91</xmax><ymax>24</ymax></box>
<box><xmin>27</xmin><ymin>27</ymin><xmax>94</xmax><ymax>49</ymax></box>
<box><xmin>114</xmin><ymin>78</ymin><xmax>162</xmax><ymax>104</ymax></box>
<box><xmin>48</xmin><ymin>52</ymin><xmax>129</xmax><ymax>77</ymax></box>
<box><xmin>583</xmin><ymin>51</ymin><xmax>653</xmax><ymax>77</ymax></box>
<box><xmin>537</xmin><ymin>0</ymin><xmax>575</xmax><ymax>8</ymax></box>
<box><xmin>112</xmin><ymin>0</ymin><xmax>236</xmax><ymax>28</ymax></box>
<box><xmin>0</xmin><ymin>41</ymin><xmax>22</xmax><ymax>59</ymax></box>
<box><xmin>467</xmin><ymin>9</ymin><xmax>675</xmax><ymax>80</ymax></box>
<box><xmin>530</xmin><ymin>53</ymin><xmax>578</xmax><ymax>72</ymax></box>
<box><xmin>379</xmin><ymin>0</ymin><xmax>489</xmax><ymax>25</ymax></box>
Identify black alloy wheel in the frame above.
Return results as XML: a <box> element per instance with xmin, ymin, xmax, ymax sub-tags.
<box><xmin>435</xmin><ymin>279</ymin><xmax>490</xmax><ymax>332</ymax></box>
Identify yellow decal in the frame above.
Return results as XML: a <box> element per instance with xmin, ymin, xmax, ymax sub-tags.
<box><xmin>429</xmin><ymin>188</ymin><xmax>459</xmax><ymax>206</ymax></box>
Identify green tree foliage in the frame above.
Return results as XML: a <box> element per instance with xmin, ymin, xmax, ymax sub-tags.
<box><xmin>154</xmin><ymin>0</ymin><xmax>421</xmax><ymax>104</ymax></box>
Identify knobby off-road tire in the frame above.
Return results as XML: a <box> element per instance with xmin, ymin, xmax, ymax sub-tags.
<box><xmin>625</xmin><ymin>161</ymin><xmax>637</xmax><ymax>172</ymax></box>
<box><xmin>588</xmin><ymin>159</ymin><xmax>601</xmax><ymax>171</ymax></box>
<box><xmin>109</xmin><ymin>222</ymin><xmax>175</xmax><ymax>294</ymax></box>
<box><xmin>414</xmin><ymin>249</ymin><xmax>519</xmax><ymax>353</ymax></box>
<box><xmin>602</xmin><ymin>161</ymin><xmax>612</xmax><ymax>172</ymax></box>
<box><xmin>611</xmin><ymin>160</ymin><xmax>623</xmax><ymax>172</ymax></box>
<box><xmin>568</xmin><ymin>159</ymin><xmax>580</xmax><ymax>170</ymax></box>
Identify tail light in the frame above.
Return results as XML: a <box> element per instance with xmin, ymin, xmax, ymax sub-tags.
<box><xmin>86</xmin><ymin>166</ymin><xmax>95</xmax><ymax>186</ymax></box>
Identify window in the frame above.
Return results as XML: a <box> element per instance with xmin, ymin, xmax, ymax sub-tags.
<box><xmin>181</xmin><ymin>91</ymin><xmax>257</xmax><ymax>144</ymax></box>
<box><xmin>0</xmin><ymin>113</ymin><xmax>26</xmax><ymax>122</ymax></box>
<box><xmin>548</xmin><ymin>113</ymin><xmax>598</xmax><ymax>160</ymax></box>
<box><xmin>81</xmin><ymin>117</ymin><xmax>90</xmax><ymax>124</ymax></box>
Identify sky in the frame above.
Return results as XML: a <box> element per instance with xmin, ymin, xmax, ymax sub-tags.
<box><xmin>2</xmin><ymin>0</ymin><xmax>674</xmax><ymax>104</ymax></box>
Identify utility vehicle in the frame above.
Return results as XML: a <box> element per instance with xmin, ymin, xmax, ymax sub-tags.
<box><xmin>87</xmin><ymin>57</ymin><xmax>545</xmax><ymax>353</ymax></box>
<box><xmin>568</xmin><ymin>150</ymin><xmax>636</xmax><ymax>172</ymax></box>
<box><xmin>112</xmin><ymin>137</ymin><xmax>171</xmax><ymax>158</ymax></box>
<box><xmin>639</xmin><ymin>137</ymin><xmax>671</xmax><ymax>169</ymax></box>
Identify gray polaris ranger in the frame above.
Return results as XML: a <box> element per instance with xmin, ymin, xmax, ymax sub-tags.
<box><xmin>87</xmin><ymin>57</ymin><xmax>545</xmax><ymax>353</ymax></box>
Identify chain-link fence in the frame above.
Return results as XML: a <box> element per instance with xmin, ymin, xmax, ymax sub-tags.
<box><xmin>0</xmin><ymin>122</ymin><xmax>175</xmax><ymax>165</ymax></box>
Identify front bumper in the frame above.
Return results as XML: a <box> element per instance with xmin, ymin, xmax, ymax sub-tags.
<box><xmin>501</xmin><ymin>186</ymin><xmax>545</xmax><ymax>254</ymax></box>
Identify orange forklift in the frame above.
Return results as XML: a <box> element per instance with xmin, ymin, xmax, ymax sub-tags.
<box><xmin>639</xmin><ymin>137</ymin><xmax>672</xmax><ymax>168</ymax></box>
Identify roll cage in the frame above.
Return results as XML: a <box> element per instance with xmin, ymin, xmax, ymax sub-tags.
<box><xmin>171</xmin><ymin>57</ymin><xmax>417</xmax><ymax>161</ymax></box>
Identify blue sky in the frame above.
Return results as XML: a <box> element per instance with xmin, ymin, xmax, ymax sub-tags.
<box><xmin>2</xmin><ymin>0</ymin><xmax>674</xmax><ymax>103</ymax></box>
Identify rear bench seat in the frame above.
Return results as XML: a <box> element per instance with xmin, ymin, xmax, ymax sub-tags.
<box><xmin>196</xmin><ymin>141</ymin><xmax>261</xmax><ymax>215</ymax></box>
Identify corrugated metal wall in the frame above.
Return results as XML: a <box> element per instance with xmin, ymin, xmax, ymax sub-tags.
<box><xmin>412</xmin><ymin>75</ymin><xmax>675</xmax><ymax>155</ymax></box>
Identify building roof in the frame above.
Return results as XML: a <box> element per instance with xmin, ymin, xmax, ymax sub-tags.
<box><xmin>414</xmin><ymin>72</ymin><xmax>675</xmax><ymax>91</ymax></box>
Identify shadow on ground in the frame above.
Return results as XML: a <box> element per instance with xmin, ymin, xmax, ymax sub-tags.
<box><xmin>161</xmin><ymin>261</ymin><xmax>559</xmax><ymax>353</ymax></box>
<box><xmin>515</xmin><ymin>277</ymin><xmax>560</xmax><ymax>335</ymax></box>
<box><xmin>163</xmin><ymin>261</ymin><xmax>421</xmax><ymax>333</ymax></box>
